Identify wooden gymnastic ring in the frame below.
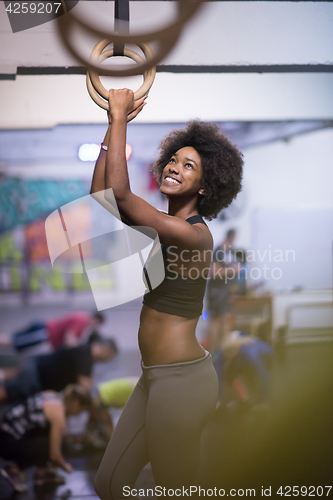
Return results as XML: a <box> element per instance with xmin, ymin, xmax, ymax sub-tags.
<box><xmin>87</xmin><ymin>45</ymin><xmax>155</xmax><ymax>110</ymax></box>
<box><xmin>86</xmin><ymin>71</ymin><xmax>154</xmax><ymax>111</ymax></box>
<box><xmin>89</xmin><ymin>42</ymin><xmax>156</xmax><ymax>103</ymax></box>
<box><xmin>58</xmin><ymin>0</ymin><xmax>205</xmax><ymax>44</ymax></box>
<box><xmin>86</xmin><ymin>73</ymin><xmax>109</xmax><ymax>110</ymax></box>
<box><xmin>60</xmin><ymin>0</ymin><xmax>204</xmax><ymax>46</ymax></box>
<box><xmin>57</xmin><ymin>0</ymin><xmax>204</xmax><ymax>77</ymax></box>
<box><xmin>58</xmin><ymin>14</ymin><xmax>178</xmax><ymax>77</ymax></box>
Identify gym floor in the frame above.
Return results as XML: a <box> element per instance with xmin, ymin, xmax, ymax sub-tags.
<box><xmin>0</xmin><ymin>303</ymin><xmax>332</xmax><ymax>499</ymax></box>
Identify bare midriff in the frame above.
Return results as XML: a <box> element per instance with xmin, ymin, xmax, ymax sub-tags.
<box><xmin>138</xmin><ymin>304</ymin><xmax>206</xmax><ymax>366</ymax></box>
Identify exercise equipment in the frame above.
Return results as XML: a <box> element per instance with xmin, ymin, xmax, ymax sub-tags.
<box><xmin>58</xmin><ymin>0</ymin><xmax>204</xmax><ymax>110</ymax></box>
<box><xmin>57</xmin><ymin>0</ymin><xmax>204</xmax><ymax>76</ymax></box>
<box><xmin>87</xmin><ymin>42</ymin><xmax>156</xmax><ymax>110</ymax></box>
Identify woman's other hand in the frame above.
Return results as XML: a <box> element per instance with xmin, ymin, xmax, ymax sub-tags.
<box><xmin>127</xmin><ymin>95</ymin><xmax>147</xmax><ymax>122</ymax></box>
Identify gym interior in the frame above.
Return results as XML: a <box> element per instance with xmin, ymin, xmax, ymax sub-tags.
<box><xmin>0</xmin><ymin>1</ymin><xmax>332</xmax><ymax>498</ymax></box>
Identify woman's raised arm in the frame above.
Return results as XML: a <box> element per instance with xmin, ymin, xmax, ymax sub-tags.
<box><xmin>90</xmin><ymin>97</ymin><xmax>147</xmax><ymax>196</ymax></box>
<box><xmin>90</xmin><ymin>118</ymin><xmax>111</xmax><ymax>196</ymax></box>
<box><xmin>104</xmin><ymin>89</ymin><xmax>211</xmax><ymax>251</ymax></box>
<box><xmin>90</xmin><ymin>96</ymin><xmax>147</xmax><ymax>224</ymax></box>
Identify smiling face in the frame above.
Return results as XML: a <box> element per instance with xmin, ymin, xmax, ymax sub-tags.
<box><xmin>160</xmin><ymin>146</ymin><xmax>203</xmax><ymax>198</ymax></box>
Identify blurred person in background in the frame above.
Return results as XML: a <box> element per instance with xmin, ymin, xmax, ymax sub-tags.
<box><xmin>67</xmin><ymin>377</ymin><xmax>139</xmax><ymax>452</ymax></box>
<box><xmin>219</xmin><ymin>331</ymin><xmax>274</xmax><ymax>411</ymax></box>
<box><xmin>0</xmin><ymin>311</ymin><xmax>105</xmax><ymax>353</ymax></box>
<box><xmin>0</xmin><ymin>385</ymin><xmax>92</xmax><ymax>492</ymax></box>
<box><xmin>0</xmin><ymin>338</ymin><xmax>118</xmax><ymax>404</ymax></box>
<box><xmin>205</xmin><ymin>229</ymin><xmax>240</xmax><ymax>352</ymax></box>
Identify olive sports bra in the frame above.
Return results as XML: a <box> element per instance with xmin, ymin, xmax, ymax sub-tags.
<box><xmin>142</xmin><ymin>215</ymin><xmax>208</xmax><ymax>318</ymax></box>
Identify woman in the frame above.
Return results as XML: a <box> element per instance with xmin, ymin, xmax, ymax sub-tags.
<box><xmin>91</xmin><ymin>89</ymin><xmax>243</xmax><ymax>499</ymax></box>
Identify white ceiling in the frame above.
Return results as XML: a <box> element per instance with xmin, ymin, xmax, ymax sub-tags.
<box><xmin>1</xmin><ymin>1</ymin><xmax>333</xmax><ymax>128</ymax></box>
<box><xmin>1</xmin><ymin>2</ymin><xmax>333</xmax><ymax>69</ymax></box>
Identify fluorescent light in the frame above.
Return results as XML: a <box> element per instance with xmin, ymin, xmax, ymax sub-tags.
<box><xmin>78</xmin><ymin>143</ymin><xmax>100</xmax><ymax>162</ymax></box>
<box><xmin>78</xmin><ymin>143</ymin><xmax>133</xmax><ymax>162</ymax></box>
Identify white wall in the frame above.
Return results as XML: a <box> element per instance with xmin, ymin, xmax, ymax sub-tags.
<box><xmin>207</xmin><ymin>127</ymin><xmax>333</xmax><ymax>291</ymax></box>
<box><xmin>1</xmin><ymin>72</ymin><xmax>333</xmax><ymax>129</ymax></box>
<box><xmin>208</xmin><ymin>127</ymin><xmax>333</xmax><ymax>246</ymax></box>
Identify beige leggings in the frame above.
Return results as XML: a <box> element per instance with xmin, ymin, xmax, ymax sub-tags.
<box><xmin>94</xmin><ymin>351</ymin><xmax>218</xmax><ymax>499</ymax></box>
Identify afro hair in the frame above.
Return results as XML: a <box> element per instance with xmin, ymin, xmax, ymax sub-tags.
<box><xmin>152</xmin><ymin>120</ymin><xmax>243</xmax><ymax>220</ymax></box>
